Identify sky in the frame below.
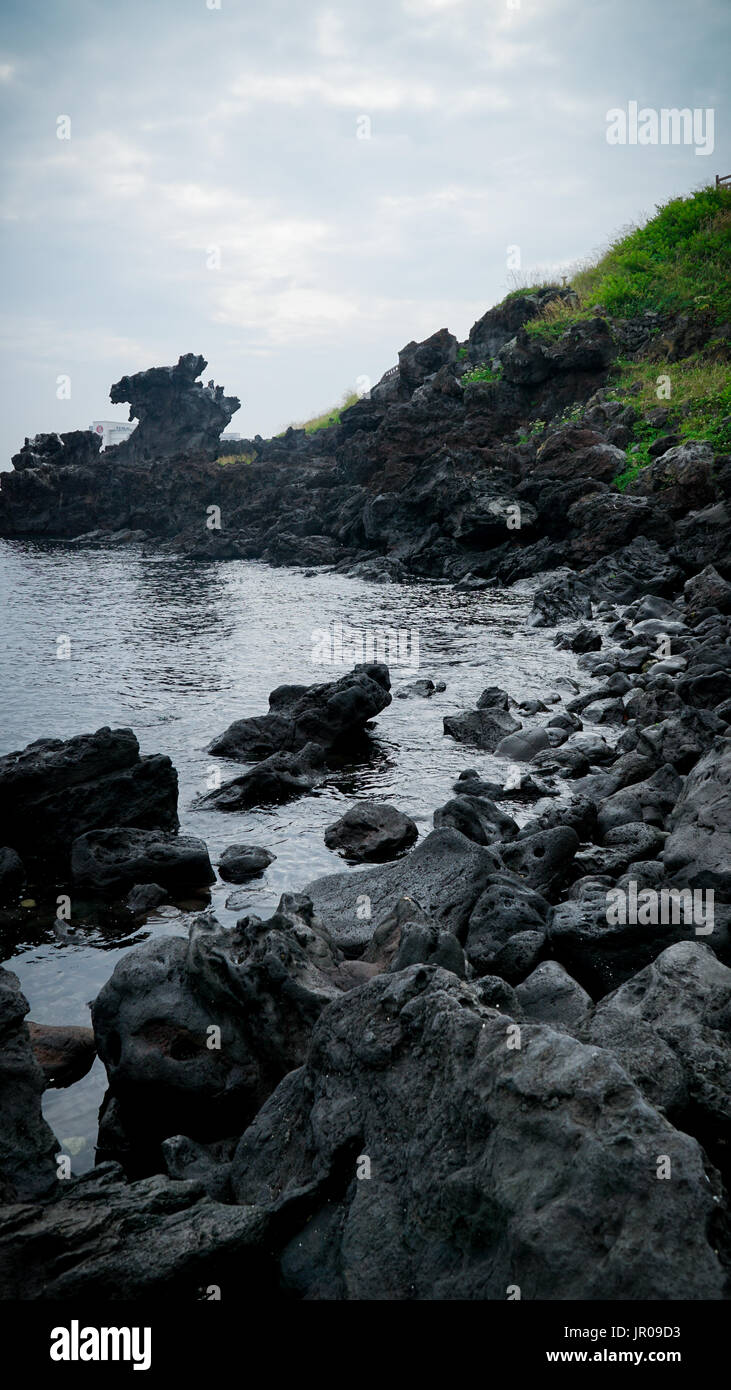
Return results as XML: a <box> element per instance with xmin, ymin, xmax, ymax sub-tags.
<box><xmin>0</xmin><ymin>0</ymin><xmax>728</xmax><ymax>466</ymax></box>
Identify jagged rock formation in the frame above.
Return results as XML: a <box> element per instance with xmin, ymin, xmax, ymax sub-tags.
<box><xmin>91</xmin><ymin>895</ymin><xmax>379</xmax><ymax>1173</ymax></box>
<box><xmin>0</xmin><ymin>727</ymin><xmax>178</xmax><ymax>866</ymax></box>
<box><xmin>108</xmin><ymin>353</ymin><xmax>240</xmax><ymax>462</ymax></box>
<box><xmin>229</xmin><ymin>965</ymin><xmax>726</xmax><ymax>1300</ymax></box>
<box><xmin>0</xmin><ymin>968</ymin><xmax>59</xmax><ymax>1202</ymax></box>
<box><xmin>1</xmin><ymin>312</ymin><xmax>728</xmax><ymax>604</ymax></box>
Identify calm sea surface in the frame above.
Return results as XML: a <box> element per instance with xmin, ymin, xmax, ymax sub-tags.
<box><xmin>0</xmin><ymin>538</ymin><xmax>587</xmax><ymax>1169</ymax></box>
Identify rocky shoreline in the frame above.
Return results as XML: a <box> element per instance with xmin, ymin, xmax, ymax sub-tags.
<box><xmin>1</xmin><ymin>287</ymin><xmax>730</xmax><ymax>1301</ymax></box>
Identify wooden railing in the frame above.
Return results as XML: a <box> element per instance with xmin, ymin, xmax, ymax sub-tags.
<box><xmin>716</xmin><ymin>174</ymin><xmax>731</xmax><ymax>189</ymax></box>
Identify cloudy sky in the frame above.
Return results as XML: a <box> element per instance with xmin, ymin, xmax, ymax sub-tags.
<box><xmin>0</xmin><ymin>0</ymin><xmax>727</xmax><ymax>465</ymax></box>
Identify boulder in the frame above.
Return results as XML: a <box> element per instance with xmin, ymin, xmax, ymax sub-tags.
<box><xmin>465</xmin><ymin>875</ymin><xmax>551</xmax><ymax>976</ymax></box>
<box><xmin>305</xmin><ymin>828</ymin><xmax>501</xmax><ymax>955</ymax></box>
<box><xmin>362</xmin><ymin>896</ymin><xmax>467</xmax><ymax>978</ymax></box>
<box><xmin>125</xmin><ymin>882</ymin><xmax>169</xmax><ymax>913</ymax></box>
<box><xmin>218</xmin><ymin>845</ymin><xmax>276</xmax><ymax>882</ymax></box>
<box><xmin>0</xmin><ymin>969</ymin><xmax>59</xmax><ymax>1201</ymax></box>
<box><xmin>71</xmin><ymin>827</ymin><xmax>215</xmax><ymax>896</ymax></box>
<box><xmin>663</xmin><ymin>738</ymin><xmax>731</xmax><ymax>895</ymax></box>
<box><xmin>684</xmin><ymin>564</ymin><xmax>731</xmax><ymax>614</ymax></box>
<box><xmin>515</xmin><ymin>960</ymin><xmax>592</xmax><ymax>1033</ymax></box>
<box><xmin>0</xmin><ymin>1163</ymin><xmax>267</xmax><ymax>1299</ymax></box>
<box><xmin>494</xmin><ymin>727</ymin><xmax>551</xmax><ymax>761</ymax></box>
<box><xmin>433</xmin><ymin>795</ymin><xmax>518</xmax><ymax>847</ymax></box>
<box><xmin>596</xmin><ymin>764</ymin><xmax>683</xmax><ymax>836</ymax></box>
<box><xmin>208</xmin><ymin>663</ymin><xmax>392</xmax><ymax>761</ymax></box>
<box><xmin>92</xmin><ymin>896</ymin><xmax>372</xmax><ymax>1171</ymax></box>
<box><xmin>324</xmin><ymin>802</ymin><xmax>418</xmax><ymax>862</ymax></box>
<box><xmin>635</xmin><ymin>707</ymin><xmax>725</xmax><ymax>773</ymax></box>
<box><xmin>0</xmin><ymin>727</ymin><xmax>178</xmax><ymax>863</ymax></box>
<box><xmin>529</xmin><ymin>573</ymin><xmax>592</xmax><ymax>628</ymax></box>
<box><xmin>27</xmin><ymin>1022</ymin><xmax>96</xmax><ymax>1089</ymax></box>
<box><xmin>201</xmin><ymin>742</ymin><xmax>327</xmax><ymax>811</ymax></box>
<box><xmin>584</xmin><ymin>942</ymin><xmax>731</xmax><ymax>1176</ymax></box>
<box><xmin>499</xmin><ymin>827</ymin><xmax>580</xmax><ymax>897</ymax></box>
<box><xmin>443</xmin><ymin>706</ymin><xmax>520</xmax><ymax>750</ymax></box>
<box><xmin>230</xmin><ymin>965</ymin><xmax>725</xmax><ymax>1300</ymax></box>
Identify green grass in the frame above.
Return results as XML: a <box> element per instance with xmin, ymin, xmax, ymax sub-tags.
<box><xmin>524</xmin><ymin>185</ymin><xmax>731</xmax><ymax>343</ymax></box>
<box><xmin>284</xmin><ymin>390</ymin><xmax>359</xmax><ymax>435</ymax></box>
<box><xmin>462</xmin><ymin>363</ymin><xmax>503</xmax><ymax>386</ymax></box>
<box><xmin>216</xmin><ymin>451</ymin><xmax>257</xmax><ymax>466</ymax></box>
<box><xmin>607</xmin><ymin>355</ymin><xmax>731</xmax><ymax>489</ymax></box>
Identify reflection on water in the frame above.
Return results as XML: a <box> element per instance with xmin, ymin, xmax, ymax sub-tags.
<box><xmin>0</xmin><ymin>538</ymin><xmax>588</xmax><ymax>1170</ymax></box>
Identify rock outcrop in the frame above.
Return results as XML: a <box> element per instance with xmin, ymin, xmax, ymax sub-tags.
<box><xmin>109</xmin><ymin>353</ymin><xmax>240</xmax><ymax>463</ymax></box>
<box><xmin>0</xmin><ymin>727</ymin><xmax>178</xmax><ymax>865</ymax></box>
<box><xmin>230</xmin><ymin>965</ymin><xmax>725</xmax><ymax>1300</ymax></box>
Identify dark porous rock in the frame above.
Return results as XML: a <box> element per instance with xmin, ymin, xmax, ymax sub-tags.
<box><xmin>0</xmin><ymin>1162</ymin><xmax>269</xmax><ymax>1299</ymax></box>
<box><xmin>0</xmin><ymin>846</ymin><xmax>25</xmax><ymax>905</ymax></box>
<box><xmin>230</xmin><ymin>965</ymin><xmax>725</xmax><ymax>1300</ymax></box>
<box><xmin>476</xmin><ymin>685</ymin><xmax>511</xmax><ymax>710</ymax></box>
<box><xmin>109</xmin><ymin>353</ymin><xmax>240</xmax><ymax>463</ymax></box>
<box><xmin>72</xmin><ymin>827</ymin><xmax>215</xmax><ymax>897</ymax></box>
<box><xmin>500</xmin><ymin>827</ymin><xmax>579</xmax><ymax>898</ymax></box>
<box><xmin>529</xmin><ymin>573</ymin><xmax>592</xmax><ymax>628</ymax></box>
<box><xmin>603</xmin><ymin>821</ymin><xmax>667</xmax><ymax>860</ymax></box>
<box><xmin>125</xmin><ymin>882</ymin><xmax>169</xmax><ymax>913</ymax></box>
<box><xmin>579</xmin><ymin>536</ymin><xmax>683</xmax><ymax>603</ymax></box>
<box><xmin>453</xmin><ymin>768</ymin><xmax>558</xmax><ymax>802</ymax></box>
<box><xmin>218</xmin><ymin>844</ymin><xmax>276</xmax><ymax>882</ymax></box>
<box><xmin>554</xmin><ymin>626</ymin><xmax>602</xmax><ymax>653</ymax></box>
<box><xmin>394</xmin><ymin>678</ymin><xmax>436</xmax><ymax>699</ymax></box>
<box><xmin>305</xmin><ymin>828</ymin><xmax>501</xmax><ymax>956</ymax></box>
<box><xmin>443</xmin><ymin>706</ymin><xmax>521</xmax><ymax>750</ymax></box>
<box><xmin>672</xmin><ymin>501</ymin><xmax>731</xmax><ymax>575</ymax></box>
<box><xmin>92</xmin><ymin>895</ymin><xmax>373</xmax><ymax>1171</ymax></box>
<box><xmin>465</xmin><ymin>875</ymin><xmax>551</xmax><ymax>976</ymax></box>
<box><xmin>201</xmin><ymin>742</ymin><xmax>327</xmax><ymax>811</ymax></box>
<box><xmin>0</xmin><ymin>968</ymin><xmax>59</xmax><ymax>1201</ymax></box>
<box><xmin>596</xmin><ymin>764</ymin><xmax>683</xmax><ymax>836</ymax></box>
<box><xmin>515</xmin><ymin>960</ymin><xmax>593</xmax><ymax>1034</ymax></box>
<box><xmin>517</xmin><ymin>794</ymin><xmax>598</xmax><ymax>843</ymax></box>
<box><xmin>361</xmin><ymin>896</ymin><xmax>465</xmax><ymax>978</ymax></box>
<box><xmin>568</xmin><ymin>672</ymin><xmax>631</xmax><ymax>714</ymax></box>
<box><xmin>208</xmin><ymin>663</ymin><xmax>391</xmax><ymax>762</ymax></box>
<box><xmin>0</xmin><ymin>726</ymin><xmax>179</xmax><ymax>864</ymax></box>
<box><xmin>531</xmin><ymin>743</ymin><xmax>591</xmax><ymax>779</ymax></box>
<box><xmin>161</xmin><ymin>1134</ymin><xmax>237</xmax><ymax>1203</ymax></box>
<box><xmin>582</xmin><ymin>1015</ymin><xmax>687</xmax><ymax>1118</ymax></box>
<box><xmin>11</xmin><ymin>428</ymin><xmax>103</xmax><ymax>473</ymax></box>
<box><xmin>324</xmin><ymin>801</ymin><xmax>418</xmax><ymax>863</ymax></box>
<box><xmin>572</xmin><ymin>822</ymin><xmax>665</xmax><ymax>879</ymax></box>
<box><xmin>635</xmin><ymin>707</ymin><xmax>725</xmax><ymax>773</ymax></box>
<box><xmin>532</xmin><ymin>425</ymin><xmax>626</xmax><ymax>483</ymax></box>
<box><xmin>583</xmin><ymin>943</ymin><xmax>731</xmax><ymax>1179</ymax></box>
<box><xmin>663</xmin><ymin>738</ymin><xmax>731</xmax><ymax>895</ymax></box>
<box><xmin>684</xmin><ymin>564</ymin><xmax>731</xmax><ymax>615</ymax></box>
<box><xmin>433</xmin><ymin>795</ymin><xmax>518</xmax><ymax>847</ymax></box>
<box><xmin>27</xmin><ymin>1022</ymin><xmax>96</xmax><ymax>1089</ymax></box>
<box><xmin>548</xmin><ymin>879</ymin><xmax>718</xmax><ymax>998</ymax></box>
<box><xmin>472</xmin><ymin>975</ymin><xmax>523</xmax><ymax>1015</ymax></box>
<box><xmin>494</xmin><ymin>726</ymin><xmax>551</xmax><ymax>761</ymax></box>
<box><xmin>491</xmin><ymin>929</ymin><xmax>547</xmax><ymax>985</ymax></box>
<box><xmin>580</xmin><ymin>696</ymin><xmax>626</xmax><ymax>726</ymax></box>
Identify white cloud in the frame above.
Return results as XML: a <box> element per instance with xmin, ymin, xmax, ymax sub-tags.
<box><xmin>314</xmin><ymin>10</ymin><xmax>348</xmax><ymax>59</ymax></box>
